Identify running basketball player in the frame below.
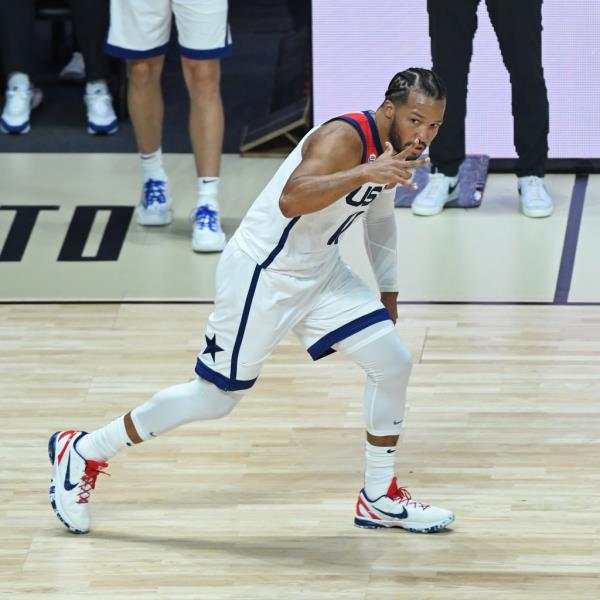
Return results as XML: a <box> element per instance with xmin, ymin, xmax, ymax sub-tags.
<box><xmin>49</xmin><ymin>68</ymin><xmax>455</xmax><ymax>535</ymax></box>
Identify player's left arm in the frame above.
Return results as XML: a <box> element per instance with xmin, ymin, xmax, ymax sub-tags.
<box><xmin>364</xmin><ymin>187</ymin><xmax>398</xmax><ymax>323</ymax></box>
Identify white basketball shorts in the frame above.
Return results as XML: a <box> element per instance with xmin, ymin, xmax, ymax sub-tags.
<box><xmin>106</xmin><ymin>0</ymin><xmax>232</xmax><ymax>59</ymax></box>
<box><xmin>195</xmin><ymin>238</ymin><xmax>393</xmax><ymax>391</ymax></box>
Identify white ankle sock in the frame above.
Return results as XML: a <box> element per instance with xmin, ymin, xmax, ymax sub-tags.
<box><xmin>364</xmin><ymin>441</ymin><xmax>396</xmax><ymax>499</ymax></box>
<box><xmin>8</xmin><ymin>72</ymin><xmax>30</xmax><ymax>90</ymax></box>
<box><xmin>141</xmin><ymin>148</ymin><xmax>167</xmax><ymax>182</ymax></box>
<box><xmin>197</xmin><ymin>177</ymin><xmax>219</xmax><ymax>208</ymax></box>
<box><xmin>77</xmin><ymin>416</ymin><xmax>134</xmax><ymax>461</ymax></box>
<box><xmin>85</xmin><ymin>80</ymin><xmax>109</xmax><ymax>95</ymax></box>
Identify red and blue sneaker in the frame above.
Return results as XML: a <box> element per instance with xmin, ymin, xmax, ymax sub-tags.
<box><xmin>48</xmin><ymin>430</ymin><xmax>108</xmax><ymax>534</ymax></box>
<box><xmin>355</xmin><ymin>477</ymin><xmax>454</xmax><ymax>533</ymax></box>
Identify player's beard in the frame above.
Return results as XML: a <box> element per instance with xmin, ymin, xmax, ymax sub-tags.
<box><xmin>389</xmin><ymin>114</ymin><xmax>421</xmax><ymax>160</ymax></box>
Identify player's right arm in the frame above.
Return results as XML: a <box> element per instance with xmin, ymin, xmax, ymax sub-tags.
<box><xmin>279</xmin><ymin>122</ymin><xmax>428</xmax><ymax>218</ymax></box>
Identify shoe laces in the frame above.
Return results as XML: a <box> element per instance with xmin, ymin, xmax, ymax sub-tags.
<box><xmin>389</xmin><ymin>482</ymin><xmax>430</xmax><ymax>510</ymax></box>
<box><xmin>521</xmin><ymin>176</ymin><xmax>544</xmax><ymax>202</ymax></box>
<box><xmin>77</xmin><ymin>460</ymin><xmax>109</xmax><ymax>504</ymax></box>
<box><xmin>425</xmin><ymin>173</ymin><xmax>450</xmax><ymax>198</ymax></box>
<box><xmin>143</xmin><ymin>179</ymin><xmax>168</xmax><ymax>208</ymax></box>
<box><xmin>191</xmin><ymin>204</ymin><xmax>219</xmax><ymax>232</ymax></box>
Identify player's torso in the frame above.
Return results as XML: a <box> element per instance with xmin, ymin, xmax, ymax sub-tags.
<box><xmin>233</xmin><ymin>110</ymin><xmax>385</xmax><ymax>275</ymax></box>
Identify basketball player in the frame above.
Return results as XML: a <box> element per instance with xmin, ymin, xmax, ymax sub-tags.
<box><xmin>105</xmin><ymin>0</ymin><xmax>231</xmax><ymax>252</ymax></box>
<box><xmin>49</xmin><ymin>68</ymin><xmax>455</xmax><ymax>535</ymax></box>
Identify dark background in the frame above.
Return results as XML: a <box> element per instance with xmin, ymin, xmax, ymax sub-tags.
<box><xmin>0</xmin><ymin>0</ymin><xmax>311</xmax><ymax>154</ymax></box>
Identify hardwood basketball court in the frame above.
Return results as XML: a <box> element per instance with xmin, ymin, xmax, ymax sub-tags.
<box><xmin>1</xmin><ymin>156</ymin><xmax>599</xmax><ymax>598</ymax></box>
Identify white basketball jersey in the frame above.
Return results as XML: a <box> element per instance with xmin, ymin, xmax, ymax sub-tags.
<box><xmin>233</xmin><ymin>111</ymin><xmax>386</xmax><ymax>276</ymax></box>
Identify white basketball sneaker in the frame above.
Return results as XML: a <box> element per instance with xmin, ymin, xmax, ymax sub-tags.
<box><xmin>355</xmin><ymin>477</ymin><xmax>454</xmax><ymax>533</ymax></box>
<box><xmin>84</xmin><ymin>81</ymin><xmax>118</xmax><ymax>135</ymax></box>
<box><xmin>136</xmin><ymin>178</ymin><xmax>173</xmax><ymax>225</ymax></box>
<box><xmin>59</xmin><ymin>51</ymin><xmax>86</xmax><ymax>82</ymax></box>
<box><xmin>0</xmin><ymin>74</ymin><xmax>43</xmax><ymax>134</ymax></box>
<box><xmin>411</xmin><ymin>173</ymin><xmax>459</xmax><ymax>216</ymax></box>
<box><xmin>191</xmin><ymin>203</ymin><xmax>226</xmax><ymax>252</ymax></box>
<box><xmin>518</xmin><ymin>175</ymin><xmax>553</xmax><ymax>218</ymax></box>
<box><xmin>48</xmin><ymin>430</ymin><xmax>109</xmax><ymax>534</ymax></box>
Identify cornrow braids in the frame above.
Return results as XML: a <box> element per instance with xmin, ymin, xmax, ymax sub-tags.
<box><xmin>384</xmin><ymin>68</ymin><xmax>446</xmax><ymax>106</ymax></box>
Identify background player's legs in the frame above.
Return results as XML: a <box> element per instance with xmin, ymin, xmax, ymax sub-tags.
<box><xmin>181</xmin><ymin>57</ymin><xmax>226</xmax><ymax>251</ymax></box>
<box><xmin>336</xmin><ymin>328</ymin><xmax>413</xmax><ymax>499</ymax></box>
<box><xmin>70</xmin><ymin>0</ymin><xmax>118</xmax><ymax>134</ymax></box>
<box><xmin>412</xmin><ymin>0</ymin><xmax>479</xmax><ymax>216</ymax></box>
<box><xmin>426</xmin><ymin>0</ymin><xmax>479</xmax><ymax>176</ymax></box>
<box><xmin>77</xmin><ymin>377</ymin><xmax>243</xmax><ymax>461</ymax></box>
<box><xmin>128</xmin><ymin>56</ymin><xmax>174</xmax><ymax>225</ymax></box>
<box><xmin>486</xmin><ymin>0</ymin><xmax>548</xmax><ymax>178</ymax></box>
<box><xmin>427</xmin><ymin>0</ymin><xmax>479</xmax><ymax>177</ymax></box>
<box><xmin>181</xmin><ymin>57</ymin><xmax>223</xmax><ymax>179</ymax></box>
<box><xmin>0</xmin><ymin>0</ymin><xmax>34</xmax><ymax>76</ymax></box>
<box><xmin>128</xmin><ymin>56</ymin><xmax>165</xmax><ymax>156</ymax></box>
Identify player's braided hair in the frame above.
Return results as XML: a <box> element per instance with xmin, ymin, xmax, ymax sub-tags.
<box><xmin>384</xmin><ymin>68</ymin><xmax>446</xmax><ymax>106</ymax></box>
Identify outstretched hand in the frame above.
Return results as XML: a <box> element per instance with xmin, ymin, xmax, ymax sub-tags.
<box><xmin>366</xmin><ymin>139</ymin><xmax>429</xmax><ymax>189</ymax></box>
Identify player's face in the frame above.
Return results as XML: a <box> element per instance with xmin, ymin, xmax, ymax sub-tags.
<box><xmin>387</xmin><ymin>91</ymin><xmax>445</xmax><ymax>159</ymax></box>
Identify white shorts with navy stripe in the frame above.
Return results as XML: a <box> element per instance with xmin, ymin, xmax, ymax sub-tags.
<box><xmin>106</xmin><ymin>0</ymin><xmax>232</xmax><ymax>59</ymax></box>
<box><xmin>195</xmin><ymin>238</ymin><xmax>393</xmax><ymax>392</ymax></box>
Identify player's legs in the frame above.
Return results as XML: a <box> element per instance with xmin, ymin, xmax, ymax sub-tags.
<box><xmin>486</xmin><ymin>0</ymin><xmax>548</xmax><ymax>179</ymax></box>
<box><xmin>411</xmin><ymin>0</ymin><xmax>479</xmax><ymax>216</ymax></box>
<box><xmin>49</xmin><ymin>378</ymin><xmax>243</xmax><ymax>534</ymax></box>
<box><xmin>174</xmin><ymin>0</ymin><xmax>231</xmax><ymax>251</ymax></box>
<box><xmin>426</xmin><ymin>0</ymin><xmax>479</xmax><ymax>177</ymax></box>
<box><xmin>336</xmin><ymin>328</ymin><xmax>455</xmax><ymax>533</ymax></box>
<box><xmin>48</xmin><ymin>240</ymin><xmax>310</xmax><ymax>533</ymax></box>
<box><xmin>485</xmin><ymin>0</ymin><xmax>552</xmax><ymax>217</ymax></box>
<box><xmin>106</xmin><ymin>0</ymin><xmax>173</xmax><ymax>224</ymax></box>
<box><xmin>181</xmin><ymin>57</ymin><xmax>223</xmax><ymax>179</ymax></box>
<box><xmin>127</xmin><ymin>55</ymin><xmax>165</xmax><ymax>155</ymax></box>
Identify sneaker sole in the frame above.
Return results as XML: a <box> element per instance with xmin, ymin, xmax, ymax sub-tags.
<box><xmin>192</xmin><ymin>240</ymin><xmax>226</xmax><ymax>253</ymax></box>
<box><xmin>47</xmin><ymin>432</ymin><xmax>89</xmax><ymax>535</ymax></box>
<box><xmin>0</xmin><ymin>119</ymin><xmax>30</xmax><ymax>134</ymax></box>
<box><xmin>521</xmin><ymin>206</ymin><xmax>553</xmax><ymax>218</ymax></box>
<box><xmin>87</xmin><ymin>125</ymin><xmax>118</xmax><ymax>136</ymax></box>
<box><xmin>354</xmin><ymin>513</ymin><xmax>455</xmax><ymax>533</ymax></box>
<box><xmin>411</xmin><ymin>189</ymin><xmax>460</xmax><ymax>217</ymax></box>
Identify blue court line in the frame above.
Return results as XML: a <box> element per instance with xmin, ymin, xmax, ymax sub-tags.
<box><xmin>554</xmin><ymin>174</ymin><xmax>589</xmax><ymax>305</ymax></box>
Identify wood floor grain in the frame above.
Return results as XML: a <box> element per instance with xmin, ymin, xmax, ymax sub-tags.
<box><xmin>1</xmin><ymin>304</ymin><xmax>599</xmax><ymax>599</ymax></box>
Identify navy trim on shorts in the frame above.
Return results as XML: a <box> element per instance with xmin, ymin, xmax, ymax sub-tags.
<box><xmin>179</xmin><ymin>44</ymin><xmax>233</xmax><ymax>59</ymax></box>
<box><xmin>230</xmin><ymin>264</ymin><xmax>262</xmax><ymax>382</ymax></box>
<box><xmin>104</xmin><ymin>42</ymin><xmax>169</xmax><ymax>59</ymax></box>
<box><xmin>363</xmin><ymin>111</ymin><xmax>384</xmax><ymax>155</ymax></box>
<box><xmin>195</xmin><ymin>359</ymin><xmax>257</xmax><ymax>391</ymax></box>
<box><xmin>194</xmin><ymin>218</ymin><xmax>301</xmax><ymax>390</ymax></box>
<box><xmin>307</xmin><ymin>308</ymin><xmax>392</xmax><ymax>360</ymax></box>
<box><xmin>331</xmin><ymin>116</ymin><xmax>367</xmax><ymax>164</ymax></box>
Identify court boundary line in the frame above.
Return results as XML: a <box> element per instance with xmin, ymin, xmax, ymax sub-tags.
<box><xmin>554</xmin><ymin>174</ymin><xmax>589</xmax><ymax>304</ymax></box>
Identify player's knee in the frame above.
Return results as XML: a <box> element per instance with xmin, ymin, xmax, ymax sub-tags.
<box><xmin>128</xmin><ymin>58</ymin><xmax>162</xmax><ymax>88</ymax></box>
<box><xmin>367</xmin><ymin>339</ymin><xmax>412</xmax><ymax>386</ymax></box>
<box><xmin>192</xmin><ymin>377</ymin><xmax>242</xmax><ymax>420</ymax></box>
<box><xmin>183</xmin><ymin>61</ymin><xmax>220</xmax><ymax>97</ymax></box>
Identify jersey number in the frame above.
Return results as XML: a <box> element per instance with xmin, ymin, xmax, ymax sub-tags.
<box><xmin>345</xmin><ymin>185</ymin><xmax>383</xmax><ymax>207</ymax></box>
<box><xmin>327</xmin><ymin>211</ymin><xmax>364</xmax><ymax>245</ymax></box>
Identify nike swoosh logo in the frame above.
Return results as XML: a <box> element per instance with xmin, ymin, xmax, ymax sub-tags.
<box><xmin>449</xmin><ymin>183</ymin><xmax>458</xmax><ymax>194</ymax></box>
<box><xmin>393</xmin><ymin>420</ymin><xmax>402</xmax><ymax>425</ymax></box>
<box><xmin>201</xmin><ymin>178</ymin><xmax>217</xmax><ymax>184</ymax></box>
<box><xmin>386</xmin><ymin>449</ymin><xmax>396</xmax><ymax>454</ymax></box>
<box><xmin>63</xmin><ymin>454</ymin><xmax>79</xmax><ymax>491</ymax></box>
<box><xmin>375</xmin><ymin>505</ymin><xmax>408</xmax><ymax>520</ymax></box>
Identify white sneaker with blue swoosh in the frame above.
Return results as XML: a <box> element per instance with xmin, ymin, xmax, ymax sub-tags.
<box><xmin>48</xmin><ymin>430</ymin><xmax>109</xmax><ymax>534</ymax></box>
<box><xmin>355</xmin><ymin>477</ymin><xmax>454</xmax><ymax>533</ymax></box>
